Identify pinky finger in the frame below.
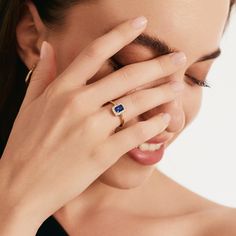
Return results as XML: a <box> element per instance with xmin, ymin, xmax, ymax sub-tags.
<box><xmin>94</xmin><ymin>113</ymin><xmax>171</xmax><ymax>168</ymax></box>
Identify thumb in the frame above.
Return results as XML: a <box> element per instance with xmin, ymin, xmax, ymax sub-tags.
<box><xmin>21</xmin><ymin>41</ymin><xmax>57</xmax><ymax>110</ymax></box>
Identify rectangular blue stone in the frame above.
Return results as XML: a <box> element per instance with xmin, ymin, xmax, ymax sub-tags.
<box><xmin>115</xmin><ymin>104</ymin><xmax>124</xmax><ymax>113</ymax></box>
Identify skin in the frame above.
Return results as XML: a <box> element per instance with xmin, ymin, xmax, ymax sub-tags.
<box><xmin>3</xmin><ymin>0</ymin><xmax>235</xmax><ymax>235</ymax></box>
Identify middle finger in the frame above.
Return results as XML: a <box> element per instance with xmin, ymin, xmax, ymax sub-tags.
<box><xmin>86</xmin><ymin>52</ymin><xmax>186</xmax><ymax>108</ymax></box>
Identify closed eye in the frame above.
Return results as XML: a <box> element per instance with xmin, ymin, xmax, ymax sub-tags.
<box><xmin>185</xmin><ymin>74</ymin><xmax>211</xmax><ymax>88</ymax></box>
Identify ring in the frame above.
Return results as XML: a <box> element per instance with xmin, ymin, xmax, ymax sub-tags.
<box><xmin>108</xmin><ymin>101</ymin><xmax>126</xmax><ymax>128</ymax></box>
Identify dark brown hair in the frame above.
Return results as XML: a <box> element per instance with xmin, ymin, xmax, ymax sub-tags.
<box><xmin>0</xmin><ymin>0</ymin><xmax>81</xmax><ymax>155</ymax></box>
<box><xmin>0</xmin><ymin>0</ymin><xmax>235</xmax><ymax>156</ymax></box>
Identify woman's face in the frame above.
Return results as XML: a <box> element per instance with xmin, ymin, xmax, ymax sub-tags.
<box><xmin>37</xmin><ymin>0</ymin><xmax>229</xmax><ymax>189</ymax></box>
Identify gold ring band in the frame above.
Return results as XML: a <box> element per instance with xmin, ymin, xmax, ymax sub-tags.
<box><xmin>109</xmin><ymin>101</ymin><xmax>125</xmax><ymax>128</ymax></box>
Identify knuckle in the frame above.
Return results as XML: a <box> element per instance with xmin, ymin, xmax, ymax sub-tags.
<box><xmin>131</xmin><ymin>122</ymin><xmax>150</xmax><ymax>143</ymax></box>
<box><xmin>161</xmin><ymin>83</ymin><xmax>177</xmax><ymax>100</ymax></box>
<box><xmin>90</xmin><ymin>145</ymin><xmax>109</xmax><ymax>169</ymax></box>
<box><xmin>66</xmin><ymin>91</ymin><xmax>82</xmax><ymax>106</ymax></box>
<box><xmin>64</xmin><ymin>90</ymin><xmax>88</xmax><ymax>114</ymax></box>
<box><xmin>154</xmin><ymin>87</ymin><xmax>165</xmax><ymax>99</ymax></box>
<box><xmin>117</xmin><ymin>67</ymin><xmax>132</xmax><ymax>80</ymax></box>
<box><xmin>84</xmin><ymin>40</ymin><xmax>104</xmax><ymax>59</ymax></box>
<box><xmin>92</xmin><ymin>145</ymin><xmax>104</xmax><ymax>158</ymax></box>
<box><xmin>84</xmin><ymin>85</ymin><xmax>96</xmax><ymax>100</ymax></box>
<box><xmin>83</xmin><ymin>115</ymin><xmax>99</xmax><ymax>132</ymax></box>
<box><xmin>43</xmin><ymin>83</ymin><xmax>60</xmax><ymax>100</ymax></box>
<box><xmin>111</xmin><ymin>27</ymin><xmax>125</xmax><ymax>42</ymax></box>
<box><xmin>137</xmin><ymin>122</ymin><xmax>150</xmax><ymax>140</ymax></box>
<box><xmin>128</xmin><ymin>91</ymin><xmax>142</xmax><ymax>107</ymax></box>
<box><xmin>154</xmin><ymin>58</ymin><xmax>165</xmax><ymax>76</ymax></box>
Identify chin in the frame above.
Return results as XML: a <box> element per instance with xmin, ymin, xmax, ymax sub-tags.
<box><xmin>98</xmin><ymin>153</ymin><xmax>156</xmax><ymax>190</ymax></box>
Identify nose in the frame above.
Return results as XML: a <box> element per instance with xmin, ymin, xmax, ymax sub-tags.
<box><xmin>160</xmin><ymin>97</ymin><xmax>185</xmax><ymax>133</ymax></box>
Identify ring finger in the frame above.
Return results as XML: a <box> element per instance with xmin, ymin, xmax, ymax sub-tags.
<box><xmin>96</xmin><ymin>80</ymin><xmax>184</xmax><ymax>136</ymax></box>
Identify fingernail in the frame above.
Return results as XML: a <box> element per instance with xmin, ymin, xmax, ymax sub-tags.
<box><xmin>171</xmin><ymin>52</ymin><xmax>187</xmax><ymax>65</ymax></box>
<box><xmin>170</xmin><ymin>81</ymin><xmax>185</xmax><ymax>92</ymax></box>
<box><xmin>40</xmin><ymin>41</ymin><xmax>48</xmax><ymax>60</ymax></box>
<box><xmin>162</xmin><ymin>113</ymin><xmax>171</xmax><ymax>123</ymax></box>
<box><xmin>131</xmin><ymin>16</ymin><xmax>148</xmax><ymax>29</ymax></box>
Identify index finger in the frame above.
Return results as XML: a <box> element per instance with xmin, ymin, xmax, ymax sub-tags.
<box><xmin>57</xmin><ymin>16</ymin><xmax>148</xmax><ymax>89</ymax></box>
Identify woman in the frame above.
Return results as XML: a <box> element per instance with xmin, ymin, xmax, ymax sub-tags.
<box><xmin>0</xmin><ymin>0</ymin><xmax>235</xmax><ymax>235</ymax></box>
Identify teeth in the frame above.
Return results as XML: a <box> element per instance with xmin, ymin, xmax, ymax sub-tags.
<box><xmin>138</xmin><ymin>143</ymin><xmax>162</xmax><ymax>151</ymax></box>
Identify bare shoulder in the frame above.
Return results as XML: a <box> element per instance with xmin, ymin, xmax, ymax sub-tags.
<box><xmin>147</xmin><ymin>206</ymin><xmax>236</xmax><ymax>236</ymax></box>
<box><xmin>150</xmin><ymin>171</ymin><xmax>236</xmax><ymax>236</ymax></box>
<box><xmin>197</xmin><ymin>206</ymin><xmax>236</xmax><ymax>236</ymax></box>
<box><xmin>153</xmin><ymin>170</ymin><xmax>234</xmax><ymax>212</ymax></box>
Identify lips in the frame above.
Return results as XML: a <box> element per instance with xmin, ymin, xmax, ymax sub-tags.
<box><xmin>128</xmin><ymin>144</ymin><xmax>165</xmax><ymax>165</ymax></box>
<box><xmin>127</xmin><ymin>131</ymin><xmax>173</xmax><ymax>165</ymax></box>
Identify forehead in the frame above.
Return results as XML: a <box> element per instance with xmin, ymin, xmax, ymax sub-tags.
<box><xmin>86</xmin><ymin>0</ymin><xmax>230</xmax><ymax>62</ymax></box>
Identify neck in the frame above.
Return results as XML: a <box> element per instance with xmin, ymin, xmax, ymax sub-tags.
<box><xmin>55</xmin><ymin>169</ymin><xmax>161</xmax><ymax>220</ymax></box>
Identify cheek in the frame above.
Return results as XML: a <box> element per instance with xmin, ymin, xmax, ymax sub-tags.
<box><xmin>183</xmin><ymin>88</ymin><xmax>203</xmax><ymax>126</ymax></box>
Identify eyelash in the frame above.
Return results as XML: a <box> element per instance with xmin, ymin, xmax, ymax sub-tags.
<box><xmin>185</xmin><ymin>74</ymin><xmax>211</xmax><ymax>88</ymax></box>
<box><xmin>109</xmin><ymin>58</ymin><xmax>211</xmax><ymax>88</ymax></box>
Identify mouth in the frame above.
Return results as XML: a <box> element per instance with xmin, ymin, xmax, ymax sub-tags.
<box><xmin>115</xmin><ymin>116</ymin><xmax>173</xmax><ymax>165</ymax></box>
<box><xmin>127</xmin><ymin>143</ymin><xmax>165</xmax><ymax>166</ymax></box>
<box><xmin>127</xmin><ymin>131</ymin><xmax>173</xmax><ymax>166</ymax></box>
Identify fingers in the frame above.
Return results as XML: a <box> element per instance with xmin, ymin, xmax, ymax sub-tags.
<box><xmin>95</xmin><ymin>81</ymin><xmax>183</xmax><ymax>135</ymax></box>
<box><xmin>21</xmin><ymin>41</ymin><xmax>57</xmax><ymax>111</ymax></box>
<box><xmin>89</xmin><ymin>51</ymin><xmax>187</xmax><ymax>108</ymax></box>
<box><xmin>92</xmin><ymin>113</ymin><xmax>171</xmax><ymax>168</ymax></box>
<box><xmin>55</xmin><ymin>16</ymin><xmax>148</xmax><ymax>89</ymax></box>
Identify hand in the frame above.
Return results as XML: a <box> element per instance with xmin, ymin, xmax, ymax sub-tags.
<box><xmin>0</xmin><ymin>16</ymin><xmax>186</xmax><ymax>226</ymax></box>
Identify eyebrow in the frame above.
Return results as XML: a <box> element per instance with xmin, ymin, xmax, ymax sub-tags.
<box><xmin>132</xmin><ymin>33</ymin><xmax>221</xmax><ymax>63</ymax></box>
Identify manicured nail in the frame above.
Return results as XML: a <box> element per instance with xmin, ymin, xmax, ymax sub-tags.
<box><xmin>170</xmin><ymin>81</ymin><xmax>185</xmax><ymax>92</ymax></box>
<box><xmin>40</xmin><ymin>41</ymin><xmax>48</xmax><ymax>60</ymax></box>
<box><xmin>162</xmin><ymin>113</ymin><xmax>171</xmax><ymax>124</ymax></box>
<box><xmin>171</xmin><ymin>52</ymin><xmax>187</xmax><ymax>65</ymax></box>
<box><xmin>131</xmin><ymin>16</ymin><xmax>148</xmax><ymax>29</ymax></box>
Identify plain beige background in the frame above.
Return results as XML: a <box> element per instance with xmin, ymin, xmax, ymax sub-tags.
<box><xmin>158</xmin><ymin>11</ymin><xmax>236</xmax><ymax>208</ymax></box>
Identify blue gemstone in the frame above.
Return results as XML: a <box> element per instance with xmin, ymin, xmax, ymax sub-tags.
<box><xmin>114</xmin><ymin>104</ymin><xmax>124</xmax><ymax>114</ymax></box>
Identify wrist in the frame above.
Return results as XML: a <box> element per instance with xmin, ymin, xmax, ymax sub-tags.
<box><xmin>0</xmin><ymin>159</ymin><xmax>46</xmax><ymax>235</ymax></box>
<box><xmin>0</xmin><ymin>205</ymin><xmax>42</xmax><ymax>236</ymax></box>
